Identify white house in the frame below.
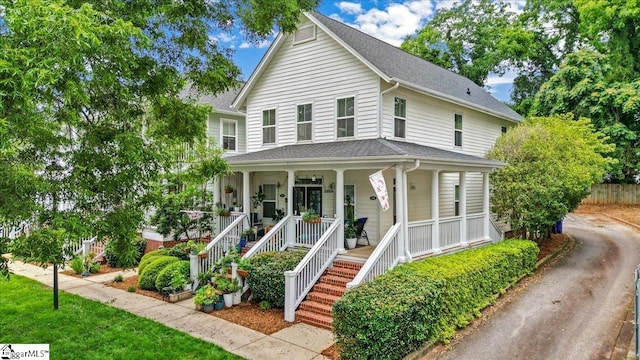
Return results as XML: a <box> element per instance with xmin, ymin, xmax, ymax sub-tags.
<box><xmin>201</xmin><ymin>12</ymin><xmax>521</xmax><ymax>325</ymax></box>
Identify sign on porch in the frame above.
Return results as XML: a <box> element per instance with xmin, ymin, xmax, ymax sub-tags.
<box><xmin>369</xmin><ymin>170</ymin><xmax>389</xmax><ymax>211</ymax></box>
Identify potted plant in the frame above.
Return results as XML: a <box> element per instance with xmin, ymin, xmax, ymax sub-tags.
<box><xmin>168</xmin><ymin>270</ymin><xmax>193</xmax><ymax>302</ymax></box>
<box><xmin>272</xmin><ymin>209</ymin><xmax>285</xmax><ymax>222</ymax></box>
<box><xmin>224</xmin><ymin>185</ymin><xmax>234</xmax><ymax>194</ymax></box>
<box><xmin>194</xmin><ymin>284</ymin><xmax>220</xmax><ymax>313</ymax></box>
<box><xmin>216</xmin><ymin>207</ymin><xmax>231</xmax><ymax>217</ymax></box>
<box><xmin>236</xmin><ymin>258</ymin><xmax>252</xmax><ymax>278</ymax></box>
<box><xmin>302</xmin><ymin>208</ymin><xmax>321</xmax><ymax>223</ymax></box>
<box><xmin>345</xmin><ymin>223</ymin><xmax>357</xmax><ymax>249</ymax></box>
<box><xmin>240</xmin><ymin>228</ymin><xmax>255</xmax><ymax>247</ymax></box>
<box><xmin>214</xmin><ymin>274</ymin><xmax>240</xmax><ymax>307</ymax></box>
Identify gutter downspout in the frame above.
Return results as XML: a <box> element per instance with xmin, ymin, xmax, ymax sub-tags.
<box><xmin>378</xmin><ymin>82</ymin><xmax>400</xmax><ymax>138</ymax></box>
<box><xmin>403</xmin><ymin>159</ymin><xmax>420</xmax><ymax>262</ymax></box>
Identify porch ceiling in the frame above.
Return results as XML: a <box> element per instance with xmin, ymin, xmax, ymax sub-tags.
<box><xmin>225</xmin><ymin>138</ymin><xmax>503</xmax><ymax>170</ymax></box>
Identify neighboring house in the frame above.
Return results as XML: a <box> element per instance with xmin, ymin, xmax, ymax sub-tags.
<box><xmin>197</xmin><ymin>12</ymin><xmax>521</xmax><ymax>325</ymax></box>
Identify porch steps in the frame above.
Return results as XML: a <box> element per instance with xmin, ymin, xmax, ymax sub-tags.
<box><xmin>295</xmin><ymin>260</ymin><xmax>363</xmax><ymax>330</ymax></box>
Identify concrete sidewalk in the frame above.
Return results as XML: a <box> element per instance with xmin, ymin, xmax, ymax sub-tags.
<box><xmin>7</xmin><ymin>261</ymin><xmax>333</xmax><ymax>360</ymax></box>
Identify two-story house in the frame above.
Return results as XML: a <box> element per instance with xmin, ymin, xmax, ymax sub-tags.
<box><xmin>200</xmin><ymin>12</ymin><xmax>522</xmax><ymax>325</ymax></box>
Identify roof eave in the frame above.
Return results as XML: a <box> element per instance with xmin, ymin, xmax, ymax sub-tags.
<box><xmin>391</xmin><ymin>78</ymin><xmax>522</xmax><ymax>123</ymax></box>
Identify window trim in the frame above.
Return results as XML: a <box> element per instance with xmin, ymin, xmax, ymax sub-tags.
<box><xmin>220</xmin><ymin>118</ymin><xmax>238</xmax><ymax>153</ymax></box>
<box><xmin>454</xmin><ymin>113</ymin><xmax>463</xmax><ymax>147</ymax></box>
<box><xmin>262</xmin><ymin>108</ymin><xmax>277</xmax><ymax>145</ymax></box>
<box><xmin>336</xmin><ymin>95</ymin><xmax>356</xmax><ymax>139</ymax></box>
<box><xmin>454</xmin><ymin>184</ymin><xmax>460</xmax><ymax>216</ymax></box>
<box><xmin>293</xmin><ymin>24</ymin><xmax>316</xmax><ymax>45</ymax></box>
<box><xmin>394</xmin><ymin>97</ymin><xmax>406</xmax><ymax>139</ymax></box>
<box><xmin>296</xmin><ymin>102</ymin><xmax>313</xmax><ymax>142</ymax></box>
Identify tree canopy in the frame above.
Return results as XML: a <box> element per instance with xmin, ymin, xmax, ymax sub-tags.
<box><xmin>0</xmin><ymin>0</ymin><xmax>316</xmax><ymax>278</ymax></box>
<box><xmin>487</xmin><ymin>115</ymin><xmax>613</xmax><ymax>241</ymax></box>
<box><xmin>402</xmin><ymin>0</ymin><xmax>639</xmax><ymax>182</ymax></box>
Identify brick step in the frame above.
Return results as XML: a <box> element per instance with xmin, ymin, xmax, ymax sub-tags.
<box><xmin>320</xmin><ymin>274</ymin><xmax>351</xmax><ymax>287</ymax></box>
<box><xmin>295</xmin><ymin>309</ymin><xmax>333</xmax><ymax>330</ymax></box>
<box><xmin>326</xmin><ymin>266</ymin><xmax>359</xmax><ymax>278</ymax></box>
<box><xmin>299</xmin><ymin>300</ymin><xmax>333</xmax><ymax>317</ymax></box>
<box><xmin>307</xmin><ymin>291</ymin><xmax>341</xmax><ymax>306</ymax></box>
<box><xmin>333</xmin><ymin>260</ymin><xmax>364</xmax><ymax>270</ymax></box>
<box><xmin>313</xmin><ymin>282</ymin><xmax>346</xmax><ymax>297</ymax></box>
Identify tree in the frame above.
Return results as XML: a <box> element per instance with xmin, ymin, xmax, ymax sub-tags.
<box><xmin>0</xmin><ymin>0</ymin><xmax>316</xmax><ymax>285</ymax></box>
<box><xmin>487</xmin><ymin>115</ymin><xmax>613</xmax><ymax>241</ymax></box>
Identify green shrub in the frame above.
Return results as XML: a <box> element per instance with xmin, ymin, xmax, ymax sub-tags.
<box><xmin>137</xmin><ymin>249</ymin><xmax>170</xmax><ymax>274</ymax></box>
<box><xmin>155</xmin><ymin>260</ymin><xmax>190</xmax><ymax>291</ymax></box>
<box><xmin>127</xmin><ymin>286</ymin><xmax>136</xmax><ymax>292</ymax></box>
<box><xmin>114</xmin><ymin>274</ymin><xmax>124</xmax><ymax>282</ymax></box>
<box><xmin>90</xmin><ymin>262</ymin><xmax>101</xmax><ymax>273</ymax></box>
<box><xmin>246</xmin><ymin>251</ymin><xmax>306</xmax><ymax>308</ymax></box>
<box><xmin>167</xmin><ymin>242</ymin><xmax>191</xmax><ymax>260</ymax></box>
<box><xmin>105</xmin><ymin>237</ymin><xmax>147</xmax><ymax>267</ymax></box>
<box><xmin>70</xmin><ymin>257</ymin><xmax>84</xmax><ymax>275</ymax></box>
<box><xmin>138</xmin><ymin>256</ymin><xmax>179</xmax><ymax>290</ymax></box>
<box><xmin>332</xmin><ymin>239</ymin><xmax>539</xmax><ymax>360</ymax></box>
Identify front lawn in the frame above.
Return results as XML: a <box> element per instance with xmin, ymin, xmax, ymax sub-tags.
<box><xmin>0</xmin><ymin>275</ymin><xmax>243</xmax><ymax>360</ymax></box>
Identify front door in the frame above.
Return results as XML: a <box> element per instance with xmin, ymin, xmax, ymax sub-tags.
<box><xmin>293</xmin><ymin>186</ymin><xmax>322</xmax><ymax>216</ymax></box>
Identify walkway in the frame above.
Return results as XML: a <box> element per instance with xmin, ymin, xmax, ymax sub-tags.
<box><xmin>423</xmin><ymin>212</ymin><xmax>638</xmax><ymax>360</ymax></box>
<box><xmin>8</xmin><ymin>261</ymin><xmax>333</xmax><ymax>360</ymax></box>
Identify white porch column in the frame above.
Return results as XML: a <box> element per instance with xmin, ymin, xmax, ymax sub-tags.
<box><xmin>459</xmin><ymin>171</ymin><xmax>467</xmax><ymax>246</ymax></box>
<box><xmin>287</xmin><ymin>170</ymin><xmax>295</xmax><ymax>247</ymax></box>
<box><xmin>335</xmin><ymin>169</ymin><xmax>346</xmax><ymax>254</ymax></box>
<box><xmin>483</xmin><ymin>171</ymin><xmax>491</xmax><ymax>240</ymax></box>
<box><xmin>395</xmin><ymin>165</ymin><xmax>406</xmax><ymax>263</ymax></box>
<box><xmin>431</xmin><ymin>170</ymin><xmax>440</xmax><ymax>253</ymax></box>
<box><xmin>213</xmin><ymin>178</ymin><xmax>221</xmax><ymax>234</ymax></box>
<box><xmin>242</xmin><ymin>171</ymin><xmax>251</xmax><ymax>216</ymax></box>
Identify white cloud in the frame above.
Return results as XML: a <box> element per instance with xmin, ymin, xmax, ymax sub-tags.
<box><xmin>337</xmin><ymin>1</ymin><xmax>363</xmax><ymax>15</ymax></box>
<box><xmin>239</xmin><ymin>38</ymin><xmax>272</xmax><ymax>49</ymax></box>
<box><xmin>341</xmin><ymin>1</ymin><xmax>434</xmax><ymax>46</ymax></box>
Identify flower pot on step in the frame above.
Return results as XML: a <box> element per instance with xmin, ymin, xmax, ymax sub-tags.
<box><xmin>346</xmin><ymin>237</ymin><xmax>357</xmax><ymax>249</ymax></box>
<box><xmin>223</xmin><ymin>293</ymin><xmax>234</xmax><ymax>307</ymax></box>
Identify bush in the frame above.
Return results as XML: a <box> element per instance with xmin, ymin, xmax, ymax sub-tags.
<box><xmin>70</xmin><ymin>257</ymin><xmax>84</xmax><ymax>275</ymax></box>
<box><xmin>246</xmin><ymin>251</ymin><xmax>306</xmax><ymax>308</ymax></box>
<box><xmin>332</xmin><ymin>239</ymin><xmax>539</xmax><ymax>360</ymax></box>
<box><xmin>127</xmin><ymin>286</ymin><xmax>136</xmax><ymax>292</ymax></box>
<box><xmin>137</xmin><ymin>249</ymin><xmax>169</xmax><ymax>274</ymax></box>
<box><xmin>167</xmin><ymin>242</ymin><xmax>192</xmax><ymax>260</ymax></box>
<box><xmin>114</xmin><ymin>274</ymin><xmax>124</xmax><ymax>282</ymax></box>
<box><xmin>155</xmin><ymin>260</ymin><xmax>190</xmax><ymax>291</ymax></box>
<box><xmin>104</xmin><ymin>237</ymin><xmax>147</xmax><ymax>267</ymax></box>
<box><xmin>138</xmin><ymin>256</ymin><xmax>180</xmax><ymax>290</ymax></box>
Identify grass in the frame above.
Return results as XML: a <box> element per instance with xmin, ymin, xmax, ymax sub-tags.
<box><xmin>0</xmin><ymin>275</ymin><xmax>244</xmax><ymax>360</ymax></box>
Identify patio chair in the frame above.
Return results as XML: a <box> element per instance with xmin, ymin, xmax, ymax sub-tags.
<box><xmin>354</xmin><ymin>217</ymin><xmax>370</xmax><ymax>245</ymax></box>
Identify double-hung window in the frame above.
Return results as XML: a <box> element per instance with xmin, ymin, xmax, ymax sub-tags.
<box><xmin>454</xmin><ymin>113</ymin><xmax>463</xmax><ymax>147</ymax></box>
<box><xmin>221</xmin><ymin>120</ymin><xmax>237</xmax><ymax>151</ymax></box>
<box><xmin>394</xmin><ymin>97</ymin><xmax>406</xmax><ymax>138</ymax></box>
<box><xmin>337</xmin><ymin>97</ymin><xmax>354</xmax><ymax>138</ymax></box>
<box><xmin>297</xmin><ymin>104</ymin><xmax>313</xmax><ymax>141</ymax></box>
<box><xmin>454</xmin><ymin>185</ymin><xmax>460</xmax><ymax>216</ymax></box>
<box><xmin>262</xmin><ymin>109</ymin><xmax>276</xmax><ymax>144</ymax></box>
<box><xmin>262</xmin><ymin>184</ymin><xmax>277</xmax><ymax>219</ymax></box>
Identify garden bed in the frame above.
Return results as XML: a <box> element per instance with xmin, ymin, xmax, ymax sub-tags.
<box><xmin>61</xmin><ymin>264</ymin><xmax>123</xmax><ymax>278</ymax></box>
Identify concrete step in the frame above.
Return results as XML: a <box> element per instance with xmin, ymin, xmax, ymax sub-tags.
<box><xmin>299</xmin><ymin>300</ymin><xmax>333</xmax><ymax>317</ymax></box>
<box><xmin>295</xmin><ymin>309</ymin><xmax>333</xmax><ymax>330</ymax></box>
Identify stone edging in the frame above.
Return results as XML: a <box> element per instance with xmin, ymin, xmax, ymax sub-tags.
<box><xmin>403</xmin><ymin>235</ymin><xmax>572</xmax><ymax>360</ymax></box>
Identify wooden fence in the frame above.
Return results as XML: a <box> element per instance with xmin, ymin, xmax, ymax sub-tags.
<box><xmin>581</xmin><ymin>184</ymin><xmax>640</xmax><ymax>205</ymax></box>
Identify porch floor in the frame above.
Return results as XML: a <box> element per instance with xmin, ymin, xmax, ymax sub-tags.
<box><xmin>342</xmin><ymin>245</ymin><xmax>375</xmax><ymax>259</ymax></box>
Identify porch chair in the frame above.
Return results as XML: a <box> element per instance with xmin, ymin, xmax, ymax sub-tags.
<box><xmin>354</xmin><ymin>217</ymin><xmax>370</xmax><ymax>245</ymax></box>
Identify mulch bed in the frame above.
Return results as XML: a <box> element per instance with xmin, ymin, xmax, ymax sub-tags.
<box><xmin>104</xmin><ymin>275</ymin><xmax>165</xmax><ymax>301</ymax></box>
<box><xmin>537</xmin><ymin>233</ymin><xmax>565</xmax><ymax>261</ymax></box>
<box><xmin>61</xmin><ymin>264</ymin><xmax>123</xmax><ymax>278</ymax></box>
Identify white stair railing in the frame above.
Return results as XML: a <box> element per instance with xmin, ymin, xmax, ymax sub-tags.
<box><xmin>242</xmin><ymin>215</ymin><xmax>291</xmax><ymax>259</ymax></box>
<box><xmin>466</xmin><ymin>213</ymin><xmax>486</xmax><ymax>242</ymax></box>
<box><xmin>408</xmin><ymin>219</ymin><xmax>434</xmax><ymax>257</ymax></box>
<box><xmin>347</xmin><ymin>223</ymin><xmax>402</xmax><ymax>289</ymax></box>
<box><xmin>198</xmin><ymin>214</ymin><xmax>248</xmax><ymax>275</ymax></box>
<box><xmin>284</xmin><ymin>218</ymin><xmax>341</xmax><ymax>322</ymax></box>
<box><xmin>294</xmin><ymin>217</ymin><xmax>334</xmax><ymax>247</ymax></box>
<box><xmin>489</xmin><ymin>217</ymin><xmax>505</xmax><ymax>242</ymax></box>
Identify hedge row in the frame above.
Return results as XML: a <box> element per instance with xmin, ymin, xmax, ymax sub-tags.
<box><xmin>137</xmin><ymin>249</ymin><xmax>169</xmax><ymax>274</ymax></box>
<box><xmin>138</xmin><ymin>255</ymin><xmax>179</xmax><ymax>290</ymax></box>
<box><xmin>332</xmin><ymin>239</ymin><xmax>539</xmax><ymax>360</ymax></box>
<box><xmin>155</xmin><ymin>260</ymin><xmax>190</xmax><ymax>291</ymax></box>
<box><xmin>246</xmin><ymin>250</ymin><xmax>307</xmax><ymax>308</ymax></box>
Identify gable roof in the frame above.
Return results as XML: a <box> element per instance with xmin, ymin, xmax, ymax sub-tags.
<box><xmin>233</xmin><ymin>12</ymin><xmax>521</xmax><ymax>123</ymax></box>
<box><xmin>225</xmin><ymin>138</ymin><xmax>503</xmax><ymax>168</ymax></box>
<box><xmin>181</xmin><ymin>84</ymin><xmax>244</xmax><ymax>116</ymax></box>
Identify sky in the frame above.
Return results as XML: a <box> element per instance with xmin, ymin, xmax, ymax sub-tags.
<box><xmin>216</xmin><ymin>1</ymin><xmax>525</xmax><ymax>103</ymax></box>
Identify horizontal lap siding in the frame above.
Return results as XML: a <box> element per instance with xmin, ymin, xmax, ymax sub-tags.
<box><xmin>209</xmin><ymin>113</ymin><xmax>246</xmax><ymax>155</ymax></box>
<box><xmin>245</xmin><ymin>20</ymin><xmax>379</xmax><ymax>152</ymax></box>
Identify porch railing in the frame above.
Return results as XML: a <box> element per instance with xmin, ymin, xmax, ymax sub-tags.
<box><xmin>219</xmin><ymin>212</ymin><xmax>244</xmax><ymax>232</ymax></box>
<box><xmin>198</xmin><ymin>214</ymin><xmax>248</xmax><ymax>276</ymax></box>
<box><xmin>284</xmin><ymin>218</ymin><xmax>341</xmax><ymax>322</ymax></box>
<box><xmin>408</xmin><ymin>220</ymin><xmax>434</xmax><ymax>257</ymax></box>
<box><xmin>489</xmin><ymin>217</ymin><xmax>505</xmax><ymax>242</ymax></box>
<box><xmin>347</xmin><ymin>223</ymin><xmax>401</xmax><ymax>289</ymax></box>
<box><xmin>466</xmin><ymin>213</ymin><xmax>486</xmax><ymax>242</ymax></box>
<box><xmin>242</xmin><ymin>215</ymin><xmax>291</xmax><ymax>259</ymax></box>
<box><xmin>294</xmin><ymin>217</ymin><xmax>334</xmax><ymax>247</ymax></box>
<box><xmin>439</xmin><ymin>217</ymin><xmax>461</xmax><ymax>248</ymax></box>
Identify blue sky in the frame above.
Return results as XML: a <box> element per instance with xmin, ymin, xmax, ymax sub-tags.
<box><xmin>218</xmin><ymin>1</ymin><xmax>524</xmax><ymax>102</ymax></box>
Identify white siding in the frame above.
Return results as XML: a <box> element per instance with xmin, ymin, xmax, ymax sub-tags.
<box><xmin>380</xmin><ymin>85</ymin><xmax>514</xmax><ymax>157</ymax></box>
<box><xmin>207</xmin><ymin>113</ymin><xmax>246</xmax><ymax>155</ymax></box>
<box><xmin>407</xmin><ymin>170</ymin><xmax>431</xmax><ymax>221</ymax></box>
<box><xmin>244</xmin><ymin>19</ymin><xmax>380</xmax><ymax>152</ymax></box>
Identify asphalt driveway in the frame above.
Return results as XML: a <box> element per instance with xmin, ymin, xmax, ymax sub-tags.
<box><xmin>424</xmin><ymin>213</ymin><xmax>640</xmax><ymax>360</ymax></box>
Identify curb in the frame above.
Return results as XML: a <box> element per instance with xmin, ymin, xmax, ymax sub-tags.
<box><xmin>404</xmin><ymin>235</ymin><xmax>572</xmax><ymax>360</ymax></box>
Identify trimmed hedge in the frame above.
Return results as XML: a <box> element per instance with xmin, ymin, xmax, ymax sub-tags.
<box><xmin>246</xmin><ymin>251</ymin><xmax>306</xmax><ymax>308</ymax></box>
<box><xmin>155</xmin><ymin>260</ymin><xmax>190</xmax><ymax>291</ymax></box>
<box><xmin>333</xmin><ymin>239</ymin><xmax>539</xmax><ymax>360</ymax></box>
<box><xmin>137</xmin><ymin>249</ymin><xmax>169</xmax><ymax>274</ymax></box>
<box><xmin>138</xmin><ymin>256</ymin><xmax>179</xmax><ymax>290</ymax></box>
